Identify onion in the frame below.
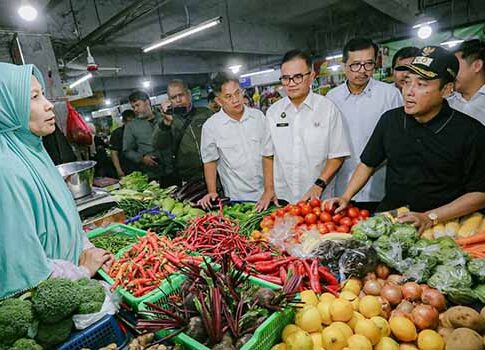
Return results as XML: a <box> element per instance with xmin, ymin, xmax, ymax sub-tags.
<box><xmin>381</xmin><ymin>283</ymin><xmax>403</xmax><ymax>305</ymax></box>
<box><xmin>376</xmin><ymin>264</ymin><xmax>391</xmax><ymax>279</ymax></box>
<box><xmin>376</xmin><ymin>278</ymin><xmax>386</xmax><ymax>287</ymax></box>
<box><xmin>364</xmin><ymin>272</ymin><xmax>377</xmax><ymax>282</ymax></box>
<box><xmin>391</xmin><ymin>309</ymin><xmax>412</xmax><ymax>320</ymax></box>
<box><xmin>387</xmin><ymin>274</ymin><xmax>403</xmax><ymax>285</ymax></box>
<box><xmin>377</xmin><ymin>296</ymin><xmax>392</xmax><ymax>319</ymax></box>
<box><xmin>363</xmin><ymin>279</ymin><xmax>382</xmax><ymax>296</ymax></box>
<box><xmin>412</xmin><ymin>304</ymin><xmax>439</xmax><ymax>330</ymax></box>
<box><xmin>402</xmin><ymin>282</ymin><xmax>422</xmax><ymax>301</ymax></box>
<box><xmin>421</xmin><ymin>288</ymin><xmax>446</xmax><ymax>312</ymax></box>
<box><xmin>396</xmin><ymin>300</ymin><xmax>415</xmax><ymax>315</ymax></box>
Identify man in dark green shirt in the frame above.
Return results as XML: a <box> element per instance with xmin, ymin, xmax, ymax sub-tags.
<box><xmin>153</xmin><ymin>80</ymin><xmax>212</xmax><ymax>184</ymax></box>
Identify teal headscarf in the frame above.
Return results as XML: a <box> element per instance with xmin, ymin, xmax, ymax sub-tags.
<box><xmin>0</xmin><ymin>63</ymin><xmax>84</xmax><ymax>299</ymax></box>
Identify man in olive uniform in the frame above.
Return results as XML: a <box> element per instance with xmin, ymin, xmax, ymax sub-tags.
<box><xmin>153</xmin><ymin>80</ymin><xmax>213</xmax><ymax>185</ymax></box>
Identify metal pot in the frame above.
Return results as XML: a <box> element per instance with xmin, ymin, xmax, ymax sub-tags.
<box><xmin>56</xmin><ymin>161</ymin><xmax>97</xmax><ymax>199</ymax></box>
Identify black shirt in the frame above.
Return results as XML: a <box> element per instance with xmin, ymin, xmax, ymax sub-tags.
<box><xmin>361</xmin><ymin>100</ymin><xmax>485</xmax><ymax>212</ymax></box>
<box><xmin>110</xmin><ymin>126</ymin><xmax>137</xmax><ymax>174</ymax></box>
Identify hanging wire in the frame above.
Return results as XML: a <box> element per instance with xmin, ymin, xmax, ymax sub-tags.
<box><xmin>69</xmin><ymin>0</ymin><xmax>81</xmax><ymax>40</ymax></box>
<box><xmin>93</xmin><ymin>0</ymin><xmax>102</xmax><ymax>27</ymax></box>
<box><xmin>224</xmin><ymin>0</ymin><xmax>235</xmax><ymax>52</ymax></box>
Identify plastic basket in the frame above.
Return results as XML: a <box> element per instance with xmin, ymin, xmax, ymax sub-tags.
<box><xmin>125</xmin><ymin>206</ymin><xmax>175</xmax><ymax>224</ymax></box>
<box><xmin>57</xmin><ymin>315</ymin><xmax>127</xmax><ymax>350</ymax></box>
<box><xmin>87</xmin><ymin>223</ymin><xmax>148</xmax><ymax>240</ymax></box>
<box><xmin>139</xmin><ymin>274</ymin><xmax>291</xmax><ymax>350</ymax></box>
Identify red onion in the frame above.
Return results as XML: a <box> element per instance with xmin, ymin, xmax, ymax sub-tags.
<box><xmin>402</xmin><ymin>282</ymin><xmax>422</xmax><ymax>302</ymax></box>
<box><xmin>412</xmin><ymin>304</ymin><xmax>439</xmax><ymax>330</ymax></box>
<box><xmin>381</xmin><ymin>283</ymin><xmax>403</xmax><ymax>305</ymax></box>
<box><xmin>421</xmin><ymin>288</ymin><xmax>446</xmax><ymax>312</ymax></box>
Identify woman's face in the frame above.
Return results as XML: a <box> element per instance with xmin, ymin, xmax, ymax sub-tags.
<box><xmin>29</xmin><ymin>76</ymin><xmax>55</xmax><ymax>137</ymax></box>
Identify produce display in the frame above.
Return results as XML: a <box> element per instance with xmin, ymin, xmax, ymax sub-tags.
<box><xmin>422</xmin><ymin>212</ymin><xmax>485</xmax><ymax>240</ymax></box>
<box><xmin>90</xmin><ymin>232</ymin><xmax>139</xmax><ymax>254</ymax></box>
<box><xmin>97</xmin><ymin>333</ymin><xmax>181</xmax><ymax>350</ymax></box>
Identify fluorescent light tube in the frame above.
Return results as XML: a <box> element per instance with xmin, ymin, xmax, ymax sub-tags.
<box><xmin>240</xmin><ymin>69</ymin><xmax>275</xmax><ymax>78</ymax></box>
<box><xmin>69</xmin><ymin>73</ymin><xmax>92</xmax><ymax>89</ymax></box>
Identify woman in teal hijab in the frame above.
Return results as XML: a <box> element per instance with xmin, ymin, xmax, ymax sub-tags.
<box><xmin>0</xmin><ymin>63</ymin><xmax>112</xmax><ymax>299</ymax></box>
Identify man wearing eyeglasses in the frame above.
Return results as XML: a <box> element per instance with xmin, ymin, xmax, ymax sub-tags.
<box><xmin>153</xmin><ymin>79</ymin><xmax>212</xmax><ymax>185</ymax></box>
<box><xmin>198</xmin><ymin>72</ymin><xmax>266</xmax><ymax>208</ymax></box>
<box><xmin>448</xmin><ymin>39</ymin><xmax>485</xmax><ymax>124</ymax></box>
<box><xmin>256</xmin><ymin>49</ymin><xmax>351</xmax><ymax>209</ymax></box>
<box><xmin>326</xmin><ymin>38</ymin><xmax>402</xmax><ymax>213</ymax></box>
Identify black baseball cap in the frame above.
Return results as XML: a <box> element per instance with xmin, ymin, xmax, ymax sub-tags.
<box><xmin>395</xmin><ymin>46</ymin><xmax>459</xmax><ymax>82</ymax></box>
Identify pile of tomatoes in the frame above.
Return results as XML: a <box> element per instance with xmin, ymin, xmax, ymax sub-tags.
<box><xmin>260</xmin><ymin>198</ymin><xmax>370</xmax><ymax>234</ymax></box>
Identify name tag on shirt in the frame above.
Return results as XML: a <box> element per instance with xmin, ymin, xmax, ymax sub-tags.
<box><xmin>276</xmin><ymin>122</ymin><xmax>289</xmax><ymax>127</ymax></box>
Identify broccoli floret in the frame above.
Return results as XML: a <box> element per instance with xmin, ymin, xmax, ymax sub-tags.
<box><xmin>32</xmin><ymin>278</ymin><xmax>81</xmax><ymax>324</ymax></box>
<box><xmin>0</xmin><ymin>298</ymin><xmax>34</xmax><ymax>345</ymax></box>
<box><xmin>77</xmin><ymin>280</ymin><xmax>105</xmax><ymax>304</ymax></box>
<box><xmin>9</xmin><ymin>338</ymin><xmax>43</xmax><ymax>350</ymax></box>
<box><xmin>35</xmin><ymin>318</ymin><xmax>72</xmax><ymax>348</ymax></box>
<box><xmin>77</xmin><ymin>301</ymin><xmax>103</xmax><ymax>314</ymax></box>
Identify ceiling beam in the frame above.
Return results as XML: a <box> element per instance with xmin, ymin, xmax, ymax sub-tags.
<box><xmin>361</xmin><ymin>0</ymin><xmax>418</xmax><ymax>24</ymax></box>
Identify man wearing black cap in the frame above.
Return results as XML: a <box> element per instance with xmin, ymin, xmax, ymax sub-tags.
<box><xmin>326</xmin><ymin>46</ymin><xmax>485</xmax><ymax>233</ymax></box>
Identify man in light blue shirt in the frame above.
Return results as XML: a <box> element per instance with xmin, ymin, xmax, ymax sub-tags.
<box><xmin>327</xmin><ymin>38</ymin><xmax>402</xmax><ymax>211</ymax></box>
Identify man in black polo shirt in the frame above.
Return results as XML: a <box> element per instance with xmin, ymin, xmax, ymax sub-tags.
<box><xmin>328</xmin><ymin>46</ymin><xmax>485</xmax><ymax>232</ymax></box>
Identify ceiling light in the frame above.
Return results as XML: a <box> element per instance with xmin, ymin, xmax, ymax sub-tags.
<box><xmin>440</xmin><ymin>37</ymin><xmax>464</xmax><ymax>48</ymax></box>
<box><xmin>69</xmin><ymin>73</ymin><xmax>92</xmax><ymax>89</ymax></box>
<box><xmin>143</xmin><ymin>16</ymin><xmax>222</xmax><ymax>53</ymax></box>
<box><xmin>412</xmin><ymin>19</ymin><xmax>437</xmax><ymax>29</ymax></box>
<box><xmin>240</xmin><ymin>69</ymin><xmax>275</xmax><ymax>78</ymax></box>
<box><xmin>326</xmin><ymin>54</ymin><xmax>343</xmax><ymax>60</ymax></box>
<box><xmin>105</xmin><ymin>99</ymin><xmax>112</xmax><ymax>106</ymax></box>
<box><xmin>18</xmin><ymin>4</ymin><xmax>38</xmax><ymax>21</ymax></box>
<box><xmin>228</xmin><ymin>65</ymin><xmax>242</xmax><ymax>74</ymax></box>
<box><xmin>417</xmin><ymin>25</ymin><xmax>433</xmax><ymax>39</ymax></box>
<box><xmin>329</xmin><ymin>64</ymin><xmax>340</xmax><ymax>72</ymax></box>
<box><xmin>142</xmin><ymin>80</ymin><xmax>151</xmax><ymax>88</ymax></box>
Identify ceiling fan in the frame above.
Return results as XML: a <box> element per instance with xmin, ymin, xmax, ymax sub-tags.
<box><xmin>59</xmin><ymin>47</ymin><xmax>121</xmax><ymax>77</ymax></box>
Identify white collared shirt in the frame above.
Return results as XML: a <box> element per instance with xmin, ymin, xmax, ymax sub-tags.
<box><xmin>262</xmin><ymin>91</ymin><xmax>351</xmax><ymax>203</ymax></box>
<box><xmin>200</xmin><ymin>106</ymin><xmax>265</xmax><ymax>201</ymax></box>
<box><xmin>326</xmin><ymin>78</ymin><xmax>402</xmax><ymax>202</ymax></box>
<box><xmin>448</xmin><ymin>84</ymin><xmax>485</xmax><ymax>125</ymax></box>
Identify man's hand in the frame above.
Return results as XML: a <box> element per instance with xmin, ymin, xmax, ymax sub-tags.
<box><xmin>142</xmin><ymin>154</ymin><xmax>158</xmax><ymax>167</ymax></box>
<box><xmin>161</xmin><ymin>101</ymin><xmax>174</xmax><ymax>126</ymax></box>
<box><xmin>323</xmin><ymin>196</ymin><xmax>350</xmax><ymax>214</ymax></box>
<box><xmin>300</xmin><ymin>185</ymin><xmax>323</xmax><ymax>201</ymax></box>
<box><xmin>79</xmin><ymin>248</ymin><xmax>113</xmax><ymax>277</ymax></box>
<box><xmin>256</xmin><ymin>190</ymin><xmax>279</xmax><ymax>212</ymax></box>
<box><xmin>198</xmin><ymin>192</ymin><xmax>219</xmax><ymax>210</ymax></box>
<box><xmin>398</xmin><ymin>212</ymin><xmax>433</xmax><ymax>234</ymax></box>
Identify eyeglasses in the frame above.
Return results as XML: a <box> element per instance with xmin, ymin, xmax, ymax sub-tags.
<box><xmin>279</xmin><ymin>71</ymin><xmax>311</xmax><ymax>86</ymax></box>
<box><xmin>347</xmin><ymin>61</ymin><xmax>376</xmax><ymax>72</ymax></box>
<box><xmin>221</xmin><ymin>89</ymin><xmax>244</xmax><ymax>101</ymax></box>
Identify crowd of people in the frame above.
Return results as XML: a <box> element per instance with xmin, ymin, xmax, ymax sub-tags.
<box><xmin>0</xmin><ymin>36</ymin><xmax>484</xmax><ymax>299</ymax></box>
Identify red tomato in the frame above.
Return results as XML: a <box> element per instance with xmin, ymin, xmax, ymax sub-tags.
<box><xmin>305</xmin><ymin>213</ymin><xmax>318</xmax><ymax>225</ymax></box>
<box><xmin>348</xmin><ymin>207</ymin><xmax>360</xmax><ymax>218</ymax></box>
<box><xmin>312</xmin><ymin>207</ymin><xmax>322</xmax><ymax>216</ymax></box>
<box><xmin>309</xmin><ymin>198</ymin><xmax>321</xmax><ymax>208</ymax></box>
<box><xmin>340</xmin><ymin>217</ymin><xmax>352</xmax><ymax>227</ymax></box>
<box><xmin>295</xmin><ymin>216</ymin><xmax>304</xmax><ymax>224</ymax></box>
<box><xmin>289</xmin><ymin>206</ymin><xmax>302</xmax><ymax>217</ymax></box>
<box><xmin>320</xmin><ymin>212</ymin><xmax>332</xmax><ymax>223</ymax></box>
<box><xmin>300</xmin><ymin>204</ymin><xmax>312</xmax><ymax>216</ymax></box>
<box><xmin>270</xmin><ymin>212</ymin><xmax>277</xmax><ymax>219</ymax></box>
<box><xmin>317</xmin><ymin>223</ymin><xmax>329</xmax><ymax>234</ymax></box>
<box><xmin>324</xmin><ymin>222</ymin><xmax>336</xmax><ymax>232</ymax></box>
<box><xmin>275</xmin><ymin>209</ymin><xmax>285</xmax><ymax>217</ymax></box>
<box><xmin>352</xmin><ymin>218</ymin><xmax>360</xmax><ymax>225</ymax></box>
<box><xmin>284</xmin><ymin>205</ymin><xmax>292</xmax><ymax>212</ymax></box>
<box><xmin>360</xmin><ymin>209</ymin><xmax>370</xmax><ymax>218</ymax></box>
<box><xmin>336</xmin><ymin>224</ymin><xmax>350</xmax><ymax>233</ymax></box>
<box><xmin>297</xmin><ymin>200</ymin><xmax>307</xmax><ymax>208</ymax></box>
<box><xmin>339</xmin><ymin>208</ymin><xmax>348</xmax><ymax>217</ymax></box>
<box><xmin>332</xmin><ymin>213</ymin><xmax>343</xmax><ymax>223</ymax></box>
<box><xmin>324</xmin><ymin>201</ymin><xmax>336</xmax><ymax>214</ymax></box>
<box><xmin>260</xmin><ymin>218</ymin><xmax>274</xmax><ymax>229</ymax></box>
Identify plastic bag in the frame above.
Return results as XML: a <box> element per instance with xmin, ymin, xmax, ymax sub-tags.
<box><xmin>66</xmin><ymin>101</ymin><xmax>93</xmax><ymax>146</ymax></box>
<box><xmin>73</xmin><ymin>281</ymin><xmax>121</xmax><ymax>330</ymax></box>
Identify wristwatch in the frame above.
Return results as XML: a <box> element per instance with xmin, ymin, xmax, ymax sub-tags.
<box><xmin>427</xmin><ymin>212</ymin><xmax>439</xmax><ymax>226</ymax></box>
<box><xmin>314</xmin><ymin>178</ymin><xmax>327</xmax><ymax>190</ymax></box>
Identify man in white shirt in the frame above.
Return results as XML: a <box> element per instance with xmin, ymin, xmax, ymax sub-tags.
<box><xmin>448</xmin><ymin>39</ymin><xmax>485</xmax><ymax>124</ymax></box>
<box><xmin>327</xmin><ymin>38</ymin><xmax>402</xmax><ymax>211</ymax></box>
<box><xmin>257</xmin><ymin>50</ymin><xmax>351</xmax><ymax>208</ymax></box>
<box><xmin>199</xmin><ymin>72</ymin><xmax>265</xmax><ymax>208</ymax></box>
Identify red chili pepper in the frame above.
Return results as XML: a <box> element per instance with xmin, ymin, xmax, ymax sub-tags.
<box><xmin>324</xmin><ymin>284</ymin><xmax>340</xmax><ymax>296</ymax></box>
<box><xmin>254</xmin><ymin>274</ymin><xmax>282</xmax><ymax>285</ymax></box>
<box><xmin>246</xmin><ymin>252</ymin><xmax>273</xmax><ymax>263</ymax></box>
<box><xmin>254</xmin><ymin>258</ymin><xmax>292</xmax><ymax>273</ymax></box>
<box><xmin>319</xmin><ymin>266</ymin><xmax>338</xmax><ymax>285</ymax></box>
<box><xmin>279</xmin><ymin>266</ymin><xmax>287</xmax><ymax>284</ymax></box>
<box><xmin>310</xmin><ymin>259</ymin><xmax>322</xmax><ymax>293</ymax></box>
<box><xmin>230</xmin><ymin>251</ymin><xmax>245</xmax><ymax>270</ymax></box>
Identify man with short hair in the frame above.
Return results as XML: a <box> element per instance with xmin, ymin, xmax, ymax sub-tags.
<box><xmin>327</xmin><ymin>38</ymin><xmax>402</xmax><ymax>212</ymax></box>
<box><xmin>153</xmin><ymin>79</ymin><xmax>212</xmax><ymax>184</ymax></box>
<box><xmin>327</xmin><ymin>46</ymin><xmax>485</xmax><ymax>233</ymax></box>
<box><xmin>207</xmin><ymin>91</ymin><xmax>220</xmax><ymax>113</ymax></box>
<box><xmin>392</xmin><ymin>46</ymin><xmax>420</xmax><ymax>91</ymax></box>
<box><xmin>110</xmin><ymin>109</ymin><xmax>135</xmax><ymax>178</ymax></box>
<box><xmin>199</xmin><ymin>73</ymin><xmax>265</xmax><ymax>208</ymax></box>
<box><xmin>448</xmin><ymin>39</ymin><xmax>485</xmax><ymax>124</ymax></box>
<box><xmin>123</xmin><ymin>90</ymin><xmax>165</xmax><ymax>181</ymax></box>
<box><xmin>257</xmin><ymin>49</ymin><xmax>351</xmax><ymax>209</ymax></box>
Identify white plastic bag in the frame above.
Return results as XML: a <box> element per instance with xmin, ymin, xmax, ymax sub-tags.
<box><xmin>73</xmin><ymin>280</ymin><xmax>121</xmax><ymax>330</ymax></box>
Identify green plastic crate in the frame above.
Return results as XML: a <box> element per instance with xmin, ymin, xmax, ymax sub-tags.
<box><xmin>87</xmin><ymin>223</ymin><xmax>148</xmax><ymax>254</ymax></box>
<box><xmin>139</xmin><ymin>275</ymin><xmax>295</xmax><ymax>350</ymax></box>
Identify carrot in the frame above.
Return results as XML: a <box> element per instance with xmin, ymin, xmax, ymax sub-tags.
<box><xmin>456</xmin><ymin>231</ymin><xmax>485</xmax><ymax>246</ymax></box>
